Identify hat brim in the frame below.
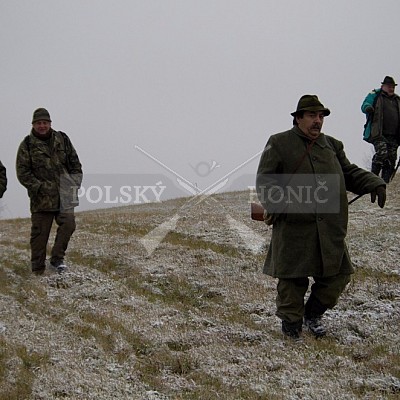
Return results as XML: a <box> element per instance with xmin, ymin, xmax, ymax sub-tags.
<box><xmin>32</xmin><ymin>118</ymin><xmax>52</xmax><ymax>123</ymax></box>
<box><xmin>291</xmin><ymin>107</ymin><xmax>330</xmax><ymax>117</ymax></box>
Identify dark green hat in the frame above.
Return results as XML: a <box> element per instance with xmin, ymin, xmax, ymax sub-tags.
<box><xmin>32</xmin><ymin>108</ymin><xmax>51</xmax><ymax>123</ymax></box>
<box><xmin>291</xmin><ymin>95</ymin><xmax>330</xmax><ymax>117</ymax></box>
<box><xmin>381</xmin><ymin>76</ymin><xmax>397</xmax><ymax>86</ymax></box>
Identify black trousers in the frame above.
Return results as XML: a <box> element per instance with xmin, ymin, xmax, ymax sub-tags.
<box><xmin>30</xmin><ymin>211</ymin><xmax>76</xmax><ymax>271</ymax></box>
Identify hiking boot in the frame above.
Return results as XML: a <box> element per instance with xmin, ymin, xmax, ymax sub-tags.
<box><xmin>32</xmin><ymin>266</ymin><xmax>45</xmax><ymax>275</ymax></box>
<box><xmin>50</xmin><ymin>260</ymin><xmax>67</xmax><ymax>273</ymax></box>
<box><xmin>282</xmin><ymin>320</ymin><xmax>302</xmax><ymax>340</ymax></box>
<box><xmin>304</xmin><ymin>316</ymin><xmax>326</xmax><ymax>337</ymax></box>
<box><xmin>304</xmin><ymin>294</ymin><xmax>328</xmax><ymax>337</ymax></box>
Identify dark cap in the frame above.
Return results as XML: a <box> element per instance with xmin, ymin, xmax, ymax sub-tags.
<box><xmin>32</xmin><ymin>108</ymin><xmax>51</xmax><ymax>124</ymax></box>
<box><xmin>381</xmin><ymin>76</ymin><xmax>397</xmax><ymax>86</ymax></box>
<box><xmin>291</xmin><ymin>95</ymin><xmax>330</xmax><ymax>117</ymax></box>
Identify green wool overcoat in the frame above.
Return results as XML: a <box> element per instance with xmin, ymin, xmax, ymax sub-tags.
<box><xmin>16</xmin><ymin>129</ymin><xmax>82</xmax><ymax>213</ymax></box>
<box><xmin>256</xmin><ymin>127</ymin><xmax>385</xmax><ymax>279</ymax></box>
<box><xmin>0</xmin><ymin>160</ymin><xmax>6</xmax><ymax>198</ymax></box>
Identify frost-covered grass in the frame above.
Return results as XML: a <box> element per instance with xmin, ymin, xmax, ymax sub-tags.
<box><xmin>0</xmin><ymin>185</ymin><xmax>399</xmax><ymax>399</ymax></box>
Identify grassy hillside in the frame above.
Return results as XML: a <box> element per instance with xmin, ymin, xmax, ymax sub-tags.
<box><xmin>0</xmin><ymin>185</ymin><xmax>399</xmax><ymax>400</ymax></box>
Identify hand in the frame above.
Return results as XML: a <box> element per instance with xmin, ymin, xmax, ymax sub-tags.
<box><xmin>365</xmin><ymin>105</ymin><xmax>374</xmax><ymax>114</ymax></box>
<box><xmin>370</xmin><ymin>185</ymin><xmax>386</xmax><ymax>208</ymax></box>
<box><xmin>264</xmin><ymin>210</ymin><xmax>278</xmax><ymax>225</ymax></box>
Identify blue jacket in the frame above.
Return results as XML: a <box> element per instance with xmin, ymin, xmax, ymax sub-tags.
<box><xmin>361</xmin><ymin>89</ymin><xmax>380</xmax><ymax>142</ymax></box>
<box><xmin>361</xmin><ymin>88</ymin><xmax>400</xmax><ymax>143</ymax></box>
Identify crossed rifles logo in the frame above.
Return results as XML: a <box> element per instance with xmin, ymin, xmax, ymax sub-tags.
<box><xmin>135</xmin><ymin>145</ymin><xmax>265</xmax><ymax>256</ymax></box>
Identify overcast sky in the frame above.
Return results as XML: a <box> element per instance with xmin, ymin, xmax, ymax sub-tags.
<box><xmin>1</xmin><ymin>0</ymin><xmax>399</xmax><ymax>219</ymax></box>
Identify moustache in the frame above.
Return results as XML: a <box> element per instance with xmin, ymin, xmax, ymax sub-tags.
<box><xmin>312</xmin><ymin>124</ymin><xmax>321</xmax><ymax>129</ymax></box>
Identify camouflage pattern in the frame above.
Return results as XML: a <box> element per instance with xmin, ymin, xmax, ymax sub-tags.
<box><xmin>16</xmin><ymin>129</ymin><xmax>82</xmax><ymax>213</ymax></box>
<box><xmin>372</xmin><ymin>137</ymin><xmax>398</xmax><ymax>168</ymax></box>
<box><xmin>0</xmin><ymin>160</ymin><xmax>6</xmax><ymax>198</ymax></box>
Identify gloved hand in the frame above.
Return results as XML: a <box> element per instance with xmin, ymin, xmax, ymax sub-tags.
<box><xmin>365</xmin><ymin>105</ymin><xmax>374</xmax><ymax>114</ymax></box>
<box><xmin>370</xmin><ymin>185</ymin><xmax>386</xmax><ymax>208</ymax></box>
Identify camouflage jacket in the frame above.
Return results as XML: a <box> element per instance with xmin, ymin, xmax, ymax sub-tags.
<box><xmin>0</xmin><ymin>160</ymin><xmax>6</xmax><ymax>198</ymax></box>
<box><xmin>16</xmin><ymin>129</ymin><xmax>83</xmax><ymax>213</ymax></box>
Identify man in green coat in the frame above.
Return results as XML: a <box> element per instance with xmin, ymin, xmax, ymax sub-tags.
<box><xmin>0</xmin><ymin>160</ymin><xmax>6</xmax><ymax>198</ymax></box>
<box><xmin>16</xmin><ymin>108</ymin><xmax>82</xmax><ymax>274</ymax></box>
<box><xmin>256</xmin><ymin>95</ymin><xmax>386</xmax><ymax>339</ymax></box>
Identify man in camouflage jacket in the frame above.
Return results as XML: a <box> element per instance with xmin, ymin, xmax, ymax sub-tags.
<box><xmin>16</xmin><ymin>108</ymin><xmax>82</xmax><ymax>274</ymax></box>
<box><xmin>0</xmin><ymin>160</ymin><xmax>6</xmax><ymax>198</ymax></box>
<box><xmin>256</xmin><ymin>95</ymin><xmax>386</xmax><ymax>340</ymax></box>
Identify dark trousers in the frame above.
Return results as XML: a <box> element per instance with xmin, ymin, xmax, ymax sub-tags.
<box><xmin>30</xmin><ymin>211</ymin><xmax>76</xmax><ymax>271</ymax></box>
<box><xmin>276</xmin><ymin>274</ymin><xmax>351</xmax><ymax>323</ymax></box>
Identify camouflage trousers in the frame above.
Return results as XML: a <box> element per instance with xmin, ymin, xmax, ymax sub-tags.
<box><xmin>30</xmin><ymin>211</ymin><xmax>76</xmax><ymax>272</ymax></box>
<box><xmin>275</xmin><ymin>274</ymin><xmax>351</xmax><ymax>323</ymax></box>
<box><xmin>372</xmin><ymin>136</ymin><xmax>399</xmax><ymax>168</ymax></box>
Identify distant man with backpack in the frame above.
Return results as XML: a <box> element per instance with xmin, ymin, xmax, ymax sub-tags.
<box><xmin>256</xmin><ymin>95</ymin><xmax>386</xmax><ymax>340</ymax></box>
<box><xmin>361</xmin><ymin>76</ymin><xmax>400</xmax><ymax>183</ymax></box>
<box><xmin>0</xmin><ymin>160</ymin><xmax>6</xmax><ymax>198</ymax></box>
<box><xmin>16</xmin><ymin>108</ymin><xmax>82</xmax><ymax>274</ymax></box>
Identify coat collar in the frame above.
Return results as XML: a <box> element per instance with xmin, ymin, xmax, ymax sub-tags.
<box><xmin>29</xmin><ymin>129</ymin><xmax>58</xmax><ymax>156</ymax></box>
<box><xmin>291</xmin><ymin>126</ymin><xmax>329</xmax><ymax>148</ymax></box>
